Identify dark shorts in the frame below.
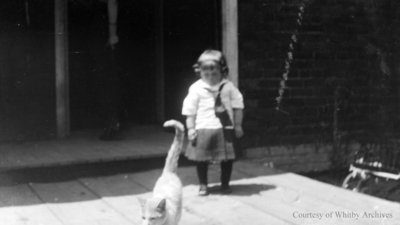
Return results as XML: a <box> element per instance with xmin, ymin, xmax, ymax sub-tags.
<box><xmin>184</xmin><ymin>128</ymin><xmax>235</xmax><ymax>162</ymax></box>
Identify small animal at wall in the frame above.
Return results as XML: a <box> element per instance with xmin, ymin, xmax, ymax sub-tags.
<box><xmin>139</xmin><ymin>120</ymin><xmax>184</xmax><ymax>225</ymax></box>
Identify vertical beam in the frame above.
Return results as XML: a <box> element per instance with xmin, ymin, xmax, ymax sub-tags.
<box><xmin>155</xmin><ymin>0</ymin><xmax>165</xmax><ymax>122</ymax></box>
<box><xmin>214</xmin><ymin>0</ymin><xmax>221</xmax><ymax>49</ymax></box>
<box><xmin>107</xmin><ymin>0</ymin><xmax>119</xmax><ymax>47</ymax></box>
<box><xmin>55</xmin><ymin>0</ymin><xmax>70</xmax><ymax>138</ymax></box>
<box><xmin>222</xmin><ymin>0</ymin><xmax>239</xmax><ymax>86</ymax></box>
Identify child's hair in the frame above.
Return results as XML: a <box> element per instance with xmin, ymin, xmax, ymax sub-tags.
<box><xmin>193</xmin><ymin>49</ymin><xmax>229</xmax><ymax>78</ymax></box>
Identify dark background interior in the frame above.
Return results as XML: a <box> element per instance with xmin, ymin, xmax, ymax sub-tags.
<box><xmin>68</xmin><ymin>0</ymin><xmax>220</xmax><ymax>130</ymax></box>
<box><xmin>0</xmin><ymin>0</ymin><xmax>220</xmax><ymax>141</ymax></box>
<box><xmin>0</xmin><ymin>0</ymin><xmax>55</xmax><ymax>141</ymax></box>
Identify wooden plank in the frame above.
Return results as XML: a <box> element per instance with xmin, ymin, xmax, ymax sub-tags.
<box><xmin>228</xmin><ymin>177</ymin><xmax>372</xmax><ymax>225</ymax></box>
<box><xmin>269</xmin><ymin>173</ymin><xmax>399</xmax><ymax>208</ymax></box>
<box><xmin>127</xmin><ymin>169</ymin><xmax>162</xmax><ymax>190</ymax></box>
<box><xmin>129</xmin><ymin>165</ymin><xmax>246</xmax><ymax>190</ymax></box>
<box><xmin>55</xmin><ymin>0</ymin><xmax>70</xmax><ymax>138</ymax></box>
<box><xmin>81</xmin><ymin>173</ymin><xmax>214</xmax><ymax>225</ymax></box>
<box><xmin>117</xmin><ymin>168</ymin><xmax>253</xmax><ymax>224</ymax></box>
<box><xmin>181</xmin><ymin>162</ymin><xmax>375</xmax><ymax>225</ymax></box>
<box><xmin>125</xmin><ymin>167</ymin><xmax>233</xmax><ymax>224</ymax></box>
<box><xmin>0</xmin><ymin>126</ymin><xmax>175</xmax><ymax>171</ymax></box>
<box><xmin>178</xmin><ymin>164</ymin><xmax>248</xmax><ymax>188</ymax></box>
<box><xmin>235</xmin><ymin>162</ymin><xmax>399</xmax><ymax>210</ymax></box>
<box><xmin>235</xmin><ymin>160</ymin><xmax>286</xmax><ymax>177</ymax></box>
<box><xmin>0</xmin><ymin>185</ymin><xmax>63</xmax><ymax>225</ymax></box>
<box><xmin>234</xmin><ymin>162</ymin><xmax>400</xmax><ymax>224</ymax></box>
<box><xmin>222</xmin><ymin>0</ymin><xmax>238</xmax><ymax>86</ymax></box>
<box><xmin>182</xmin><ymin>184</ymin><xmax>291</xmax><ymax>225</ymax></box>
<box><xmin>261</xmin><ymin>174</ymin><xmax>400</xmax><ymax>223</ymax></box>
<box><xmin>30</xmin><ymin>181</ymin><xmax>133</xmax><ymax>225</ymax></box>
<box><xmin>80</xmin><ymin>174</ymin><xmax>148</xmax><ymax>225</ymax></box>
<box><xmin>117</xmin><ymin>169</ymin><xmax>216</xmax><ymax>224</ymax></box>
<box><xmin>130</xmin><ymin>167</ymin><xmax>290</xmax><ymax>224</ymax></box>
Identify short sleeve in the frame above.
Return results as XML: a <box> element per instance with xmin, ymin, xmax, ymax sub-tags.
<box><xmin>230</xmin><ymin>84</ymin><xmax>244</xmax><ymax>109</ymax></box>
<box><xmin>182</xmin><ymin>86</ymin><xmax>199</xmax><ymax>116</ymax></box>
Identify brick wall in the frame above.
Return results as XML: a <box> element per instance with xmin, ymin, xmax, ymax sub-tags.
<box><xmin>239</xmin><ymin>0</ymin><xmax>400</xmax><ymax>172</ymax></box>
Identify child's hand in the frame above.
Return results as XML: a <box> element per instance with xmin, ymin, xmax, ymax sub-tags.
<box><xmin>234</xmin><ymin>126</ymin><xmax>244</xmax><ymax>138</ymax></box>
<box><xmin>188</xmin><ymin>128</ymin><xmax>197</xmax><ymax>141</ymax></box>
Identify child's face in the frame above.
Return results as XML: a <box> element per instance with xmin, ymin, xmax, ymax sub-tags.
<box><xmin>199</xmin><ymin>60</ymin><xmax>222</xmax><ymax>86</ymax></box>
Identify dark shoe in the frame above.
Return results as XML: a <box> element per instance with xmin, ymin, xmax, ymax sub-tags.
<box><xmin>220</xmin><ymin>185</ymin><xmax>232</xmax><ymax>194</ymax></box>
<box><xmin>198</xmin><ymin>185</ymin><xmax>209</xmax><ymax>196</ymax></box>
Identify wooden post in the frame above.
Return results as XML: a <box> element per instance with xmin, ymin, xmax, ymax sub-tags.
<box><xmin>222</xmin><ymin>0</ymin><xmax>239</xmax><ymax>86</ymax></box>
<box><xmin>155</xmin><ymin>0</ymin><xmax>165</xmax><ymax>122</ymax></box>
<box><xmin>55</xmin><ymin>0</ymin><xmax>70</xmax><ymax>138</ymax></box>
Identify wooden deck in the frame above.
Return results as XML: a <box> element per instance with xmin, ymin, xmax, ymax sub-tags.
<box><xmin>0</xmin><ymin>125</ymin><xmax>174</xmax><ymax>171</ymax></box>
<box><xmin>1</xmin><ymin>161</ymin><xmax>399</xmax><ymax>225</ymax></box>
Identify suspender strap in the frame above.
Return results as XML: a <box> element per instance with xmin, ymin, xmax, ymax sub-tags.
<box><xmin>214</xmin><ymin>83</ymin><xmax>232</xmax><ymax>127</ymax></box>
<box><xmin>215</xmin><ymin>83</ymin><xmax>226</xmax><ymax>107</ymax></box>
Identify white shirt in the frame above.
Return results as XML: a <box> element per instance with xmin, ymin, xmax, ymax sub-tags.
<box><xmin>182</xmin><ymin>79</ymin><xmax>244</xmax><ymax>129</ymax></box>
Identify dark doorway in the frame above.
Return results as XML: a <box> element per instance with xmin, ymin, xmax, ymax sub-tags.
<box><xmin>0</xmin><ymin>0</ymin><xmax>56</xmax><ymax>141</ymax></box>
<box><xmin>164</xmin><ymin>0</ymin><xmax>221</xmax><ymax>120</ymax></box>
<box><xmin>68</xmin><ymin>0</ymin><xmax>220</xmax><ymax>131</ymax></box>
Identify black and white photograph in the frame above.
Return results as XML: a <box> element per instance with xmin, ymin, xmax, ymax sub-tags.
<box><xmin>0</xmin><ymin>0</ymin><xmax>399</xmax><ymax>224</ymax></box>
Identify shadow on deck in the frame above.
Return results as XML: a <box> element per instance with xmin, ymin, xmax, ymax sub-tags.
<box><xmin>0</xmin><ymin>125</ymin><xmax>176</xmax><ymax>172</ymax></box>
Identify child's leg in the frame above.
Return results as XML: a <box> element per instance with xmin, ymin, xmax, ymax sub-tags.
<box><xmin>220</xmin><ymin>160</ymin><xmax>233</xmax><ymax>188</ymax></box>
<box><xmin>196</xmin><ymin>161</ymin><xmax>209</xmax><ymax>185</ymax></box>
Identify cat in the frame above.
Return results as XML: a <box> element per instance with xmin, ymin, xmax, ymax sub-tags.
<box><xmin>139</xmin><ymin>120</ymin><xmax>185</xmax><ymax>225</ymax></box>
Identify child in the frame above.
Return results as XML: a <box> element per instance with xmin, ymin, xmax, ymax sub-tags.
<box><xmin>182</xmin><ymin>49</ymin><xmax>244</xmax><ymax>196</ymax></box>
